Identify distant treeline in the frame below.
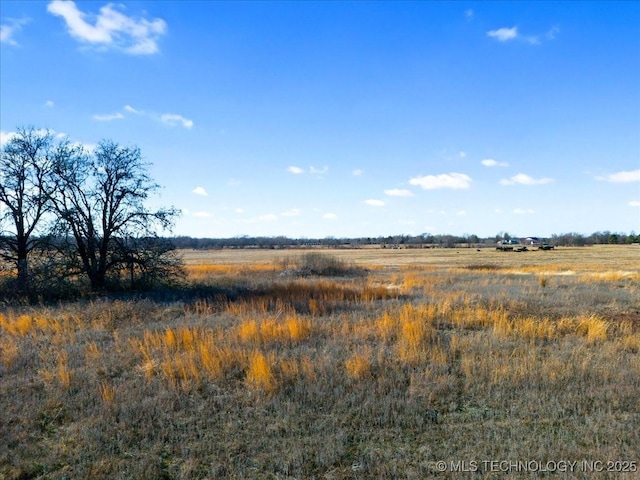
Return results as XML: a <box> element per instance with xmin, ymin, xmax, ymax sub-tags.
<box><xmin>169</xmin><ymin>231</ymin><xmax>640</xmax><ymax>250</ymax></box>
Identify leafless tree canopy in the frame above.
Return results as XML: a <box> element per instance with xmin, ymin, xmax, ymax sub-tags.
<box><xmin>0</xmin><ymin>127</ymin><xmax>182</xmax><ymax>295</ymax></box>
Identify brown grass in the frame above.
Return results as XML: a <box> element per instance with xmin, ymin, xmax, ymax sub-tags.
<box><xmin>1</xmin><ymin>245</ymin><xmax>639</xmax><ymax>479</ymax></box>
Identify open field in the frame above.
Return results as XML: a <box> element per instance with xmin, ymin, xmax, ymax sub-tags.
<box><xmin>1</xmin><ymin>245</ymin><xmax>639</xmax><ymax>478</ymax></box>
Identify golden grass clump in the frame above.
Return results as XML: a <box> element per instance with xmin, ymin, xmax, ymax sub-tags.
<box><xmin>0</xmin><ymin>337</ymin><xmax>19</xmax><ymax>367</ymax></box>
<box><xmin>493</xmin><ymin>316</ymin><xmax>557</xmax><ymax>342</ymax></box>
<box><xmin>375</xmin><ymin>311</ymin><xmax>396</xmax><ymax>343</ymax></box>
<box><xmin>621</xmin><ymin>333</ymin><xmax>640</xmax><ymax>353</ymax></box>
<box><xmin>99</xmin><ymin>381</ymin><xmax>116</xmax><ymax>406</ymax></box>
<box><xmin>0</xmin><ymin>313</ymin><xmax>34</xmax><ymax>336</ymax></box>
<box><xmin>237</xmin><ymin>316</ymin><xmax>311</xmax><ymax>346</ymax></box>
<box><xmin>396</xmin><ymin>305</ymin><xmax>437</xmax><ymax>365</ymax></box>
<box><xmin>575</xmin><ymin>315</ymin><xmax>608</xmax><ymax>343</ymax></box>
<box><xmin>345</xmin><ymin>349</ymin><xmax>372</xmax><ymax>380</ymax></box>
<box><xmin>246</xmin><ymin>350</ymin><xmax>277</xmax><ymax>393</ymax></box>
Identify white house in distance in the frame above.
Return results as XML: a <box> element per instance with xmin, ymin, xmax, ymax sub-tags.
<box><xmin>523</xmin><ymin>237</ymin><xmax>541</xmax><ymax>246</ymax></box>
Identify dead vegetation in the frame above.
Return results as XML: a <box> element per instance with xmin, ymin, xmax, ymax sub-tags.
<box><xmin>1</xmin><ymin>247</ymin><xmax>639</xmax><ymax>479</ymax></box>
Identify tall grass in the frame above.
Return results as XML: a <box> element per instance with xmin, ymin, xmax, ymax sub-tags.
<box><xmin>1</xmin><ymin>247</ymin><xmax>639</xmax><ymax>478</ymax></box>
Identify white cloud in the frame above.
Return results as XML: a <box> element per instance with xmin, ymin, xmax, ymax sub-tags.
<box><xmin>281</xmin><ymin>208</ymin><xmax>301</xmax><ymax>217</ymax></box>
<box><xmin>323</xmin><ymin>213</ymin><xmax>337</xmax><ymax>220</ymax></box>
<box><xmin>500</xmin><ymin>173</ymin><xmax>554</xmax><ymax>186</ymax></box>
<box><xmin>364</xmin><ymin>199</ymin><xmax>385</xmax><ymax>207</ymax></box>
<box><xmin>487</xmin><ymin>25</ymin><xmax>559</xmax><ymax>45</ymax></box>
<box><xmin>235</xmin><ymin>208</ymin><xmax>244</xmax><ymax>214</ymax></box>
<box><xmin>47</xmin><ymin>0</ymin><xmax>166</xmax><ymax>55</ymax></box>
<box><xmin>0</xmin><ymin>131</ymin><xmax>18</xmax><ymax>147</ymax></box>
<box><xmin>0</xmin><ymin>25</ymin><xmax>17</xmax><ymax>45</ymax></box>
<box><xmin>409</xmin><ymin>172</ymin><xmax>472</xmax><ymax>190</ymax></box>
<box><xmin>192</xmin><ymin>186</ymin><xmax>208</xmax><ymax>196</ymax></box>
<box><xmin>259</xmin><ymin>214</ymin><xmax>278</xmax><ymax>222</ymax></box>
<box><xmin>309</xmin><ymin>165</ymin><xmax>329</xmax><ymax>175</ymax></box>
<box><xmin>287</xmin><ymin>165</ymin><xmax>330</xmax><ymax>176</ymax></box>
<box><xmin>546</xmin><ymin>25</ymin><xmax>560</xmax><ymax>41</ymax></box>
<box><xmin>487</xmin><ymin>27</ymin><xmax>518</xmax><ymax>42</ymax></box>
<box><xmin>45</xmin><ymin>100</ymin><xmax>55</xmax><ymax>108</ymax></box>
<box><xmin>629</xmin><ymin>200</ymin><xmax>640</xmax><ymax>207</ymax></box>
<box><xmin>352</xmin><ymin>169</ymin><xmax>363</xmax><ymax>176</ymax></box>
<box><xmin>124</xmin><ymin>104</ymin><xmax>141</xmax><ymax>114</ymax></box>
<box><xmin>384</xmin><ymin>189</ymin><xmax>414</xmax><ymax>197</ymax></box>
<box><xmin>481</xmin><ymin>158</ymin><xmax>509</xmax><ymax>167</ymax></box>
<box><xmin>596</xmin><ymin>169</ymin><xmax>640</xmax><ymax>183</ymax></box>
<box><xmin>92</xmin><ymin>112</ymin><xmax>124</xmax><ymax>121</ymax></box>
<box><xmin>465</xmin><ymin>9</ymin><xmax>474</xmax><ymax>20</ymax></box>
<box><xmin>456</xmin><ymin>210</ymin><xmax>467</xmax><ymax>216</ymax></box>
<box><xmin>459</xmin><ymin>151</ymin><xmax>467</xmax><ymax>158</ymax></box>
<box><xmin>192</xmin><ymin>211</ymin><xmax>211</xmax><ymax>218</ymax></box>
<box><xmin>160</xmin><ymin>113</ymin><xmax>194</xmax><ymax>129</ymax></box>
<box><xmin>1</xmin><ymin>18</ymin><xmax>29</xmax><ymax>46</ymax></box>
<box><xmin>228</xmin><ymin>178</ymin><xmax>242</xmax><ymax>186</ymax></box>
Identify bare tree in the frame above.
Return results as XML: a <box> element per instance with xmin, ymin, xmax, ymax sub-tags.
<box><xmin>0</xmin><ymin>127</ymin><xmax>60</xmax><ymax>292</ymax></box>
<box><xmin>51</xmin><ymin>140</ymin><xmax>180</xmax><ymax>291</ymax></box>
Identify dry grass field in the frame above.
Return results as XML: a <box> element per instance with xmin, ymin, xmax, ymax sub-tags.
<box><xmin>1</xmin><ymin>245</ymin><xmax>639</xmax><ymax>479</ymax></box>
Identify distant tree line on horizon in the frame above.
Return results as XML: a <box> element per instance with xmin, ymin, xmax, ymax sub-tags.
<box><xmin>168</xmin><ymin>230</ymin><xmax>639</xmax><ymax>250</ymax></box>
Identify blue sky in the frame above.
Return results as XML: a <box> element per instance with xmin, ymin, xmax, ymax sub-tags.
<box><xmin>1</xmin><ymin>1</ymin><xmax>639</xmax><ymax>238</ymax></box>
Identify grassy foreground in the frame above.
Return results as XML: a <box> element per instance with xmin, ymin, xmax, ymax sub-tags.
<box><xmin>1</xmin><ymin>246</ymin><xmax>639</xmax><ymax>479</ymax></box>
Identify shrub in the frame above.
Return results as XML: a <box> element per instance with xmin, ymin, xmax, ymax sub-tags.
<box><xmin>280</xmin><ymin>252</ymin><xmax>365</xmax><ymax>277</ymax></box>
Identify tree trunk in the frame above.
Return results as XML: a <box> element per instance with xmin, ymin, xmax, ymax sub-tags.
<box><xmin>17</xmin><ymin>257</ymin><xmax>29</xmax><ymax>293</ymax></box>
<box><xmin>89</xmin><ymin>270</ymin><xmax>107</xmax><ymax>291</ymax></box>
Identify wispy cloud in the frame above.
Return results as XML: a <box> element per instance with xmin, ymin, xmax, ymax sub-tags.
<box><xmin>629</xmin><ymin>200</ymin><xmax>640</xmax><ymax>207</ymax></box>
<box><xmin>364</xmin><ymin>199</ymin><xmax>385</xmax><ymax>207</ymax></box>
<box><xmin>124</xmin><ymin>104</ymin><xmax>141</xmax><ymax>114</ymax></box>
<box><xmin>192</xmin><ymin>186</ymin><xmax>208</xmax><ymax>196</ymax></box>
<box><xmin>106</xmin><ymin>105</ymin><xmax>194</xmax><ymax>129</ymax></box>
<box><xmin>409</xmin><ymin>172</ymin><xmax>472</xmax><ymax>190</ymax></box>
<box><xmin>465</xmin><ymin>9</ymin><xmax>474</xmax><ymax>20</ymax></box>
<box><xmin>487</xmin><ymin>26</ymin><xmax>518</xmax><ymax>42</ymax></box>
<box><xmin>309</xmin><ymin>166</ymin><xmax>329</xmax><ymax>175</ymax></box>
<box><xmin>0</xmin><ymin>131</ymin><xmax>18</xmax><ymax>147</ymax></box>
<box><xmin>481</xmin><ymin>158</ymin><xmax>509</xmax><ymax>167</ymax></box>
<box><xmin>192</xmin><ymin>211</ymin><xmax>211</xmax><ymax>218</ymax></box>
<box><xmin>45</xmin><ymin>100</ymin><xmax>55</xmax><ymax>108</ymax></box>
<box><xmin>596</xmin><ymin>169</ymin><xmax>640</xmax><ymax>183</ymax></box>
<box><xmin>352</xmin><ymin>169</ymin><xmax>363</xmax><ymax>176</ymax></box>
<box><xmin>513</xmin><ymin>208</ymin><xmax>535</xmax><ymax>214</ymax></box>
<box><xmin>47</xmin><ymin>0</ymin><xmax>166</xmax><ymax>55</ymax></box>
<box><xmin>160</xmin><ymin>114</ymin><xmax>194</xmax><ymax>129</ymax></box>
<box><xmin>259</xmin><ymin>214</ymin><xmax>278</xmax><ymax>222</ymax></box>
<box><xmin>487</xmin><ymin>25</ymin><xmax>559</xmax><ymax>45</ymax></box>
<box><xmin>92</xmin><ymin>112</ymin><xmax>124</xmax><ymax>121</ymax></box>
<box><xmin>500</xmin><ymin>173</ymin><xmax>554</xmax><ymax>186</ymax></box>
<box><xmin>281</xmin><ymin>208</ymin><xmax>301</xmax><ymax>217</ymax></box>
<box><xmin>287</xmin><ymin>165</ymin><xmax>329</xmax><ymax>176</ymax></box>
<box><xmin>1</xmin><ymin>18</ymin><xmax>29</xmax><ymax>46</ymax></box>
<box><xmin>545</xmin><ymin>25</ymin><xmax>560</xmax><ymax>41</ymax></box>
<box><xmin>384</xmin><ymin>189</ymin><xmax>414</xmax><ymax>197</ymax></box>
<box><xmin>323</xmin><ymin>213</ymin><xmax>337</xmax><ymax>220</ymax></box>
